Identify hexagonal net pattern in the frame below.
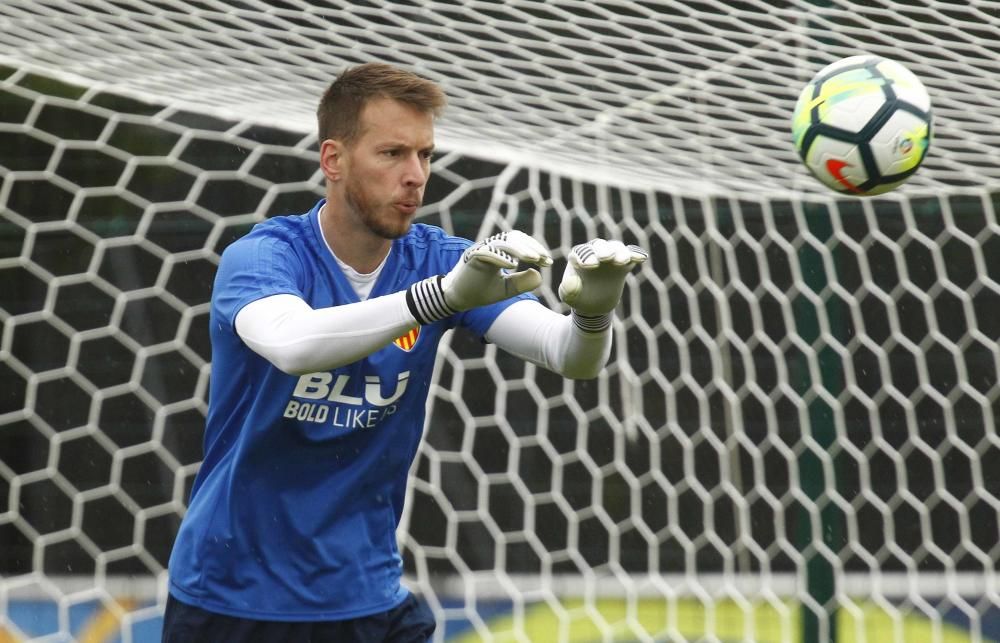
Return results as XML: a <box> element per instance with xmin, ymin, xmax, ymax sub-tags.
<box><xmin>1</xmin><ymin>0</ymin><xmax>1000</xmax><ymax>197</ymax></box>
<box><xmin>0</xmin><ymin>2</ymin><xmax>997</xmax><ymax>643</ymax></box>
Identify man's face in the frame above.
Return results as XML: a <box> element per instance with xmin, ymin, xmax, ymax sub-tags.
<box><xmin>340</xmin><ymin>98</ymin><xmax>435</xmax><ymax>240</ymax></box>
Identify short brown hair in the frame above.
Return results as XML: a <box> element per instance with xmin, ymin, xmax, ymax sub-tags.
<box><xmin>317</xmin><ymin>62</ymin><xmax>446</xmax><ymax>144</ymax></box>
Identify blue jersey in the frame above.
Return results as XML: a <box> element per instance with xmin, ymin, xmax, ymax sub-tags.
<box><xmin>168</xmin><ymin>200</ymin><xmax>533</xmax><ymax>620</ymax></box>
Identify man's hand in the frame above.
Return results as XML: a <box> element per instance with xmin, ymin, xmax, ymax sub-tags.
<box><xmin>442</xmin><ymin>231</ymin><xmax>553</xmax><ymax>310</ymax></box>
<box><xmin>407</xmin><ymin>231</ymin><xmax>552</xmax><ymax>325</ymax></box>
<box><xmin>559</xmin><ymin>239</ymin><xmax>647</xmax><ymax>331</ymax></box>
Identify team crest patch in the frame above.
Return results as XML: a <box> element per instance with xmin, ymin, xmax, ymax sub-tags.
<box><xmin>393</xmin><ymin>327</ymin><xmax>420</xmax><ymax>351</ymax></box>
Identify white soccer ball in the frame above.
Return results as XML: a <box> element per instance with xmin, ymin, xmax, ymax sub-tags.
<box><xmin>791</xmin><ymin>55</ymin><xmax>932</xmax><ymax>196</ymax></box>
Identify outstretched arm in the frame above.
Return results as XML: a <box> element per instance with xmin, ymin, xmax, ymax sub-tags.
<box><xmin>485</xmin><ymin>299</ymin><xmax>612</xmax><ymax>379</ymax></box>
<box><xmin>235</xmin><ymin>292</ymin><xmax>418</xmax><ymax>375</ymax></box>
<box><xmin>235</xmin><ymin>231</ymin><xmax>555</xmax><ymax>375</ymax></box>
<box><xmin>487</xmin><ymin>238</ymin><xmax>647</xmax><ymax>380</ymax></box>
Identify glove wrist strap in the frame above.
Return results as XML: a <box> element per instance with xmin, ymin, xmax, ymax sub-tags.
<box><xmin>406</xmin><ymin>275</ymin><xmax>458</xmax><ymax>325</ymax></box>
<box><xmin>571</xmin><ymin>311</ymin><xmax>612</xmax><ymax>333</ymax></box>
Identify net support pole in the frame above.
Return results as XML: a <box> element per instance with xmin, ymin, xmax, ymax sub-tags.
<box><xmin>795</xmin><ymin>201</ymin><xmax>843</xmax><ymax>643</ymax></box>
<box><xmin>799</xmin><ymin>405</ymin><xmax>841</xmax><ymax>643</ymax></box>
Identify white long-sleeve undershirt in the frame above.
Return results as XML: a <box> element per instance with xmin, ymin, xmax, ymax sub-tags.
<box><xmin>483</xmin><ymin>299</ymin><xmax>611</xmax><ymax>379</ymax></box>
<box><xmin>234</xmin><ymin>295</ymin><xmax>611</xmax><ymax>379</ymax></box>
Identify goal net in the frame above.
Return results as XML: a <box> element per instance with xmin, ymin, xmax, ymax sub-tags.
<box><xmin>1</xmin><ymin>1</ymin><xmax>998</xmax><ymax>642</ymax></box>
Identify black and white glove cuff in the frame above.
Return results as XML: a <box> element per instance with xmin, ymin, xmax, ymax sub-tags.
<box><xmin>572</xmin><ymin>311</ymin><xmax>612</xmax><ymax>333</ymax></box>
<box><xmin>406</xmin><ymin>276</ymin><xmax>458</xmax><ymax>325</ymax></box>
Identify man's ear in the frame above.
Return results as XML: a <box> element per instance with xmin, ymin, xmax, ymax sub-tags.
<box><xmin>320</xmin><ymin>139</ymin><xmax>345</xmax><ymax>182</ymax></box>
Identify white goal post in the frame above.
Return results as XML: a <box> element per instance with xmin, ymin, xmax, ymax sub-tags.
<box><xmin>0</xmin><ymin>1</ymin><xmax>998</xmax><ymax>642</ymax></box>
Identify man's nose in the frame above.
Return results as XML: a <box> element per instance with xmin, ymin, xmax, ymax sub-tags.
<box><xmin>402</xmin><ymin>153</ymin><xmax>428</xmax><ymax>187</ymax></box>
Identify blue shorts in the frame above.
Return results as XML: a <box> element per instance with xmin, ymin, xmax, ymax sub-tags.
<box><xmin>161</xmin><ymin>593</ymin><xmax>436</xmax><ymax>643</ymax></box>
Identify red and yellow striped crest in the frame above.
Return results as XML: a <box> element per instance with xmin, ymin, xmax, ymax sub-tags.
<box><xmin>393</xmin><ymin>327</ymin><xmax>420</xmax><ymax>351</ymax></box>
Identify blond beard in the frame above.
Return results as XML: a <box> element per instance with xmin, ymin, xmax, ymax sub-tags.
<box><xmin>344</xmin><ymin>177</ymin><xmax>413</xmax><ymax>240</ymax></box>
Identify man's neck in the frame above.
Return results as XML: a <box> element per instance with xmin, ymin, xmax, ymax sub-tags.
<box><xmin>318</xmin><ymin>203</ymin><xmax>391</xmax><ymax>274</ymax></box>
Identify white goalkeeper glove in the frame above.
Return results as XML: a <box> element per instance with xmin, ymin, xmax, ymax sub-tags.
<box><xmin>406</xmin><ymin>231</ymin><xmax>553</xmax><ymax>324</ymax></box>
<box><xmin>559</xmin><ymin>239</ymin><xmax>647</xmax><ymax>332</ymax></box>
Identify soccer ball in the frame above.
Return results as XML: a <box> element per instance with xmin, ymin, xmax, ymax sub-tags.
<box><xmin>791</xmin><ymin>55</ymin><xmax>932</xmax><ymax>196</ymax></box>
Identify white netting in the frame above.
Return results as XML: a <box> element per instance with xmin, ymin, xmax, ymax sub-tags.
<box><xmin>0</xmin><ymin>1</ymin><xmax>999</xmax><ymax>642</ymax></box>
<box><xmin>1</xmin><ymin>0</ymin><xmax>999</xmax><ymax>196</ymax></box>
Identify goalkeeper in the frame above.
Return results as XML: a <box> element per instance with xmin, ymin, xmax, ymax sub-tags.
<box><xmin>163</xmin><ymin>62</ymin><xmax>646</xmax><ymax>643</ymax></box>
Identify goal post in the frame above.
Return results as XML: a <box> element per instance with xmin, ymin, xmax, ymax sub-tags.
<box><xmin>1</xmin><ymin>2</ymin><xmax>999</xmax><ymax>643</ymax></box>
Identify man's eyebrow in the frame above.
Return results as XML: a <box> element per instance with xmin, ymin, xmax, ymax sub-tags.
<box><xmin>376</xmin><ymin>140</ymin><xmax>432</xmax><ymax>149</ymax></box>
